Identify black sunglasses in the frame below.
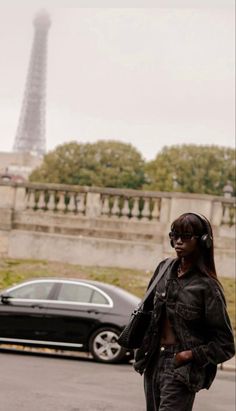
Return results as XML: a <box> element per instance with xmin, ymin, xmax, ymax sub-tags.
<box><xmin>169</xmin><ymin>231</ymin><xmax>199</xmax><ymax>242</ymax></box>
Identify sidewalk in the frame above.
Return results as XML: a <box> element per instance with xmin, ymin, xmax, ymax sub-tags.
<box><xmin>219</xmin><ymin>355</ymin><xmax>235</xmax><ymax>372</ymax></box>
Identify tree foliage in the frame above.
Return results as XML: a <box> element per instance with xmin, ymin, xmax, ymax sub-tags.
<box><xmin>30</xmin><ymin>142</ymin><xmax>235</xmax><ymax>196</ymax></box>
<box><xmin>144</xmin><ymin>145</ymin><xmax>235</xmax><ymax>196</ymax></box>
<box><xmin>29</xmin><ymin>140</ymin><xmax>146</xmax><ymax>189</ymax></box>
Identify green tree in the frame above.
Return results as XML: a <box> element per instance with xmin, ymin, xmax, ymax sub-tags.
<box><xmin>144</xmin><ymin>145</ymin><xmax>236</xmax><ymax>196</ymax></box>
<box><xmin>29</xmin><ymin>140</ymin><xmax>146</xmax><ymax>189</ymax></box>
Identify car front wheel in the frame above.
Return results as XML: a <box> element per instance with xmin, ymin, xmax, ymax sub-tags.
<box><xmin>89</xmin><ymin>327</ymin><xmax>126</xmax><ymax>363</ymax></box>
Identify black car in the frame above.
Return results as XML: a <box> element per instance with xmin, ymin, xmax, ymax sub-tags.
<box><xmin>0</xmin><ymin>278</ymin><xmax>140</xmax><ymax>363</ymax></box>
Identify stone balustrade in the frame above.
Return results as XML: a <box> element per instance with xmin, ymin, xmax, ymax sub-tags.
<box><xmin>1</xmin><ymin>181</ymin><xmax>235</xmax><ymax>226</ymax></box>
<box><xmin>0</xmin><ymin>182</ymin><xmax>235</xmax><ymax>274</ymax></box>
<box><xmin>22</xmin><ymin>184</ymin><xmax>163</xmax><ymax>222</ymax></box>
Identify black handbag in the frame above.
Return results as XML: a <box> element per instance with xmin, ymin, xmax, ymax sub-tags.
<box><xmin>117</xmin><ymin>258</ymin><xmax>174</xmax><ymax>349</ymax></box>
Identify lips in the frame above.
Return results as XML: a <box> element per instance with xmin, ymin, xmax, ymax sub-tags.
<box><xmin>175</xmin><ymin>247</ymin><xmax>184</xmax><ymax>252</ymax></box>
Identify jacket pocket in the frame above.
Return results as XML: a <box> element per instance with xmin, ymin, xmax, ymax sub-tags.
<box><xmin>176</xmin><ymin>303</ymin><xmax>201</xmax><ymax>321</ymax></box>
<box><xmin>189</xmin><ymin>361</ymin><xmax>206</xmax><ymax>392</ymax></box>
<box><xmin>174</xmin><ymin>361</ymin><xmax>206</xmax><ymax>393</ymax></box>
<box><xmin>174</xmin><ymin>362</ymin><xmax>191</xmax><ymax>386</ymax></box>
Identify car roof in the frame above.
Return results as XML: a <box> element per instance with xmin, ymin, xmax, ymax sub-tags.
<box><xmin>10</xmin><ymin>277</ymin><xmax>125</xmax><ymax>290</ymax></box>
<box><xmin>4</xmin><ymin>277</ymin><xmax>141</xmax><ymax>305</ymax></box>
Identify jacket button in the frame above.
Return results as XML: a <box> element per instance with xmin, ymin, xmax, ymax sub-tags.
<box><xmin>161</xmin><ymin>292</ymin><xmax>166</xmax><ymax>297</ymax></box>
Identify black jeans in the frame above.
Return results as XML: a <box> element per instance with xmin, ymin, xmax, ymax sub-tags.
<box><xmin>144</xmin><ymin>348</ymin><xmax>196</xmax><ymax>411</ymax></box>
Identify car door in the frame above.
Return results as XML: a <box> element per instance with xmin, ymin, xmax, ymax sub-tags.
<box><xmin>0</xmin><ymin>280</ymin><xmax>55</xmax><ymax>343</ymax></box>
<box><xmin>43</xmin><ymin>281</ymin><xmax>113</xmax><ymax>348</ymax></box>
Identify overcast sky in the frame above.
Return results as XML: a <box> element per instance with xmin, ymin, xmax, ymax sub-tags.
<box><xmin>0</xmin><ymin>1</ymin><xmax>235</xmax><ymax>161</ymax></box>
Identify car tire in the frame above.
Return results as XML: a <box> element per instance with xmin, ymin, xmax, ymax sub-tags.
<box><xmin>89</xmin><ymin>327</ymin><xmax>127</xmax><ymax>363</ymax></box>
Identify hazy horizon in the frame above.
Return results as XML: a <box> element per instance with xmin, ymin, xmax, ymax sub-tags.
<box><xmin>0</xmin><ymin>3</ymin><xmax>235</xmax><ymax>160</ymax></box>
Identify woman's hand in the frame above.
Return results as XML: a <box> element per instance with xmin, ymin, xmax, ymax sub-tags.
<box><xmin>174</xmin><ymin>350</ymin><xmax>193</xmax><ymax>367</ymax></box>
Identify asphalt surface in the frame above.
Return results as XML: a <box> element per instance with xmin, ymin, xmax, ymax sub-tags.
<box><xmin>0</xmin><ymin>350</ymin><xmax>235</xmax><ymax>411</ymax></box>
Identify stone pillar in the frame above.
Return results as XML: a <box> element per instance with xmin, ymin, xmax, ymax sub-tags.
<box><xmin>169</xmin><ymin>196</ymin><xmax>212</xmax><ymax>222</ymax></box>
<box><xmin>15</xmin><ymin>186</ymin><xmax>27</xmax><ymax>211</ymax></box>
<box><xmin>85</xmin><ymin>192</ymin><xmax>102</xmax><ymax>218</ymax></box>
<box><xmin>0</xmin><ymin>184</ymin><xmax>15</xmax><ymax>208</ymax></box>
<box><xmin>0</xmin><ymin>185</ymin><xmax>15</xmax><ymax>230</ymax></box>
<box><xmin>0</xmin><ymin>184</ymin><xmax>15</xmax><ymax>256</ymax></box>
<box><xmin>159</xmin><ymin>198</ymin><xmax>171</xmax><ymax>223</ymax></box>
<box><xmin>211</xmin><ymin>202</ymin><xmax>223</xmax><ymax>227</ymax></box>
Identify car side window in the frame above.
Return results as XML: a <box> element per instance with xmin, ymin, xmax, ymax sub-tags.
<box><xmin>9</xmin><ymin>282</ymin><xmax>54</xmax><ymax>300</ymax></box>
<box><xmin>91</xmin><ymin>290</ymin><xmax>109</xmax><ymax>305</ymax></box>
<box><xmin>58</xmin><ymin>283</ymin><xmax>93</xmax><ymax>303</ymax></box>
<box><xmin>57</xmin><ymin>283</ymin><xmax>110</xmax><ymax>305</ymax></box>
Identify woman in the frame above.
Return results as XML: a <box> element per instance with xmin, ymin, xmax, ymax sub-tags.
<box><xmin>134</xmin><ymin>212</ymin><xmax>235</xmax><ymax>411</ymax></box>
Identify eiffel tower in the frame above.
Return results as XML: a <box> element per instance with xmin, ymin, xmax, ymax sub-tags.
<box><xmin>13</xmin><ymin>10</ymin><xmax>51</xmax><ymax>156</ymax></box>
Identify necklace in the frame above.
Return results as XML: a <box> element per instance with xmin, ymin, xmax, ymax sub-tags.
<box><xmin>177</xmin><ymin>264</ymin><xmax>186</xmax><ymax>278</ymax></box>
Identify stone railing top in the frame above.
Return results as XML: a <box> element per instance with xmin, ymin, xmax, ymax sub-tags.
<box><xmin>0</xmin><ymin>181</ymin><xmax>235</xmax><ymax>203</ymax></box>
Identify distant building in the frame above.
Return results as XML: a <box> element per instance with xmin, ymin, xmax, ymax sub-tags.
<box><xmin>0</xmin><ymin>151</ymin><xmax>42</xmax><ymax>181</ymax></box>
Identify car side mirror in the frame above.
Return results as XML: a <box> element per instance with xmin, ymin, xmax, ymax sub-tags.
<box><xmin>1</xmin><ymin>294</ymin><xmax>12</xmax><ymax>304</ymax></box>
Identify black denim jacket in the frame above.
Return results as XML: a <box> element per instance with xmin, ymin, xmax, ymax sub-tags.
<box><xmin>134</xmin><ymin>258</ymin><xmax>235</xmax><ymax>392</ymax></box>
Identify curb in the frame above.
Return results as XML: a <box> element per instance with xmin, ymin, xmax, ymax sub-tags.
<box><xmin>1</xmin><ymin>344</ymin><xmax>236</xmax><ymax>371</ymax></box>
<box><xmin>218</xmin><ymin>357</ymin><xmax>235</xmax><ymax>372</ymax></box>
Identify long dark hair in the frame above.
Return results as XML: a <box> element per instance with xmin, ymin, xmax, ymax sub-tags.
<box><xmin>171</xmin><ymin>213</ymin><xmax>217</xmax><ymax>280</ymax></box>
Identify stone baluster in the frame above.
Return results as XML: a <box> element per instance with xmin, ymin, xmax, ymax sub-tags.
<box><xmin>47</xmin><ymin>191</ymin><xmax>56</xmax><ymax>211</ymax></box>
<box><xmin>151</xmin><ymin>198</ymin><xmax>160</xmax><ymax>220</ymax></box>
<box><xmin>67</xmin><ymin>192</ymin><xmax>76</xmax><ymax>212</ymax></box>
<box><xmin>37</xmin><ymin>190</ymin><xmax>46</xmax><ymax>210</ymax></box>
<box><xmin>141</xmin><ymin>198</ymin><xmax>150</xmax><ymax>221</ymax></box>
<box><xmin>101</xmin><ymin>195</ymin><xmax>110</xmax><ymax>217</ymax></box>
<box><xmin>227</xmin><ymin>203</ymin><xmax>236</xmax><ymax>226</ymax></box>
<box><xmin>27</xmin><ymin>189</ymin><xmax>36</xmax><ymax>210</ymax></box>
<box><xmin>121</xmin><ymin>198</ymin><xmax>130</xmax><ymax>219</ymax></box>
<box><xmin>231</xmin><ymin>205</ymin><xmax>236</xmax><ymax>225</ymax></box>
<box><xmin>34</xmin><ymin>190</ymin><xmax>41</xmax><ymax>210</ymax></box>
<box><xmin>76</xmin><ymin>193</ymin><xmax>86</xmax><ymax>214</ymax></box>
<box><xmin>56</xmin><ymin>191</ymin><xmax>66</xmax><ymax>212</ymax></box>
<box><xmin>110</xmin><ymin>196</ymin><xmax>120</xmax><ymax>218</ymax></box>
<box><xmin>131</xmin><ymin>197</ymin><xmax>140</xmax><ymax>220</ymax></box>
<box><xmin>222</xmin><ymin>204</ymin><xmax>230</xmax><ymax>225</ymax></box>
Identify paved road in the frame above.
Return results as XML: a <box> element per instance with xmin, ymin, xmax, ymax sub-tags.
<box><xmin>0</xmin><ymin>350</ymin><xmax>235</xmax><ymax>411</ymax></box>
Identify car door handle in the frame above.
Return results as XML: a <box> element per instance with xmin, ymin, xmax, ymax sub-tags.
<box><xmin>87</xmin><ymin>310</ymin><xmax>99</xmax><ymax>314</ymax></box>
<box><xmin>31</xmin><ymin>304</ymin><xmax>44</xmax><ymax>309</ymax></box>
